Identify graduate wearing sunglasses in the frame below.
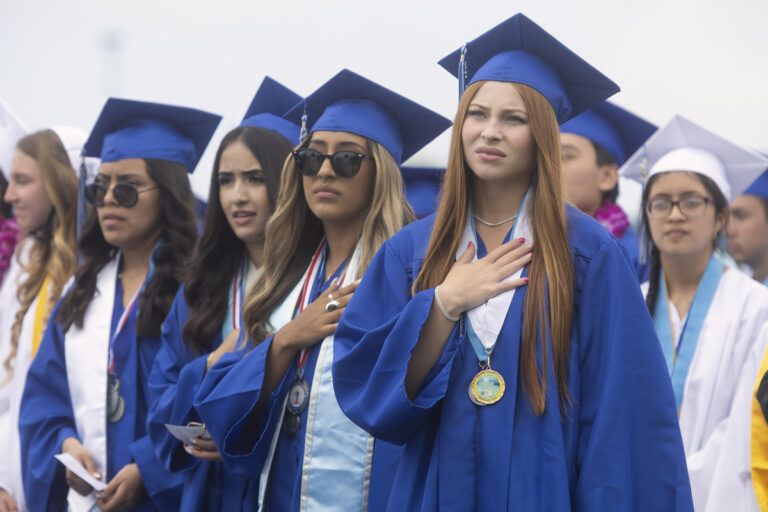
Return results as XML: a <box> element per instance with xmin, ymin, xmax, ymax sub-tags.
<box><xmin>194</xmin><ymin>69</ymin><xmax>451</xmax><ymax>511</ymax></box>
<box><xmin>18</xmin><ymin>98</ymin><xmax>221</xmax><ymax>512</ymax></box>
<box><xmin>622</xmin><ymin>116</ymin><xmax>768</xmax><ymax>512</ymax></box>
<box><xmin>145</xmin><ymin>77</ymin><xmax>300</xmax><ymax>511</ymax></box>
<box><xmin>332</xmin><ymin>15</ymin><xmax>692</xmax><ymax>510</ymax></box>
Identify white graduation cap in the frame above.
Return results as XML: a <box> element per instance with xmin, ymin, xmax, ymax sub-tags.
<box><xmin>49</xmin><ymin>125</ymin><xmax>100</xmax><ymax>180</ymax></box>
<box><xmin>620</xmin><ymin>114</ymin><xmax>768</xmax><ymax>202</ymax></box>
<box><xmin>0</xmin><ymin>98</ymin><xmax>27</xmax><ymax>181</ymax></box>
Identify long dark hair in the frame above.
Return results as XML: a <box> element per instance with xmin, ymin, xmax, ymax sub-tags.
<box><xmin>643</xmin><ymin>171</ymin><xmax>728</xmax><ymax>315</ymax></box>
<box><xmin>0</xmin><ymin>172</ymin><xmax>11</xmax><ymax>219</ymax></box>
<box><xmin>182</xmin><ymin>126</ymin><xmax>293</xmax><ymax>355</ymax></box>
<box><xmin>57</xmin><ymin>158</ymin><xmax>198</xmax><ymax>338</ymax></box>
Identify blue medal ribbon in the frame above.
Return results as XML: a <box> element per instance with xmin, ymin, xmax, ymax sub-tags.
<box><xmin>653</xmin><ymin>255</ymin><xmax>724</xmax><ymax>409</ymax></box>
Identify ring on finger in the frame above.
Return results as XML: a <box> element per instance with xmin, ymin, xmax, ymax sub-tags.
<box><xmin>326</xmin><ymin>293</ymin><xmax>341</xmax><ymax>312</ymax></box>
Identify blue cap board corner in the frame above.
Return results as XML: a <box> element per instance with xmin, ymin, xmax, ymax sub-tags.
<box><xmin>241</xmin><ymin>76</ymin><xmax>303</xmax><ymax>145</ymax></box>
<box><xmin>83</xmin><ymin>98</ymin><xmax>222</xmax><ymax>174</ymax></box>
<box><xmin>284</xmin><ymin>69</ymin><xmax>452</xmax><ymax>166</ymax></box>
<box><xmin>438</xmin><ymin>13</ymin><xmax>620</xmax><ymax>123</ymax></box>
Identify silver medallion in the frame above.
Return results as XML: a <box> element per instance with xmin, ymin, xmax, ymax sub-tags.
<box><xmin>107</xmin><ymin>377</ymin><xmax>125</xmax><ymax>423</ymax></box>
<box><xmin>286</xmin><ymin>378</ymin><xmax>310</xmax><ymax>415</ymax></box>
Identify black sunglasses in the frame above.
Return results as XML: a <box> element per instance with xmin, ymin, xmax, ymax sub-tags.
<box><xmin>84</xmin><ymin>182</ymin><xmax>160</xmax><ymax>208</ymax></box>
<box><xmin>292</xmin><ymin>148</ymin><xmax>373</xmax><ymax>178</ymax></box>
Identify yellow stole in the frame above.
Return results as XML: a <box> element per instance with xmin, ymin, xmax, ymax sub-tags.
<box><xmin>30</xmin><ymin>276</ymin><xmax>50</xmax><ymax>358</ymax></box>
<box><xmin>751</xmin><ymin>347</ymin><xmax>768</xmax><ymax>511</ymax></box>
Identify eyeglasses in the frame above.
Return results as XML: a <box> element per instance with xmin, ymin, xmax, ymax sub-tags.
<box><xmin>646</xmin><ymin>195</ymin><xmax>711</xmax><ymax>219</ymax></box>
<box><xmin>292</xmin><ymin>148</ymin><xmax>373</xmax><ymax>178</ymax></box>
<box><xmin>84</xmin><ymin>182</ymin><xmax>160</xmax><ymax>208</ymax></box>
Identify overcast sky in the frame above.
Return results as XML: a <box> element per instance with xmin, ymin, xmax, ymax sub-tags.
<box><xmin>2</xmin><ymin>0</ymin><xmax>767</xmax><ymax>199</ymax></box>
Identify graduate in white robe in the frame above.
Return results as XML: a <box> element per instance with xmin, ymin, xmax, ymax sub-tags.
<box><xmin>145</xmin><ymin>77</ymin><xmax>299</xmax><ymax>511</ymax></box>
<box><xmin>18</xmin><ymin>98</ymin><xmax>221</xmax><ymax>512</ymax></box>
<box><xmin>332</xmin><ymin>14</ymin><xmax>693</xmax><ymax>511</ymax></box>
<box><xmin>194</xmin><ymin>69</ymin><xmax>451</xmax><ymax>511</ymax></box>
<box><xmin>621</xmin><ymin>114</ymin><xmax>768</xmax><ymax>511</ymax></box>
<box><xmin>0</xmin><ymin>127</ymin><xmax>83</xmax><ymax>512</ymax></box>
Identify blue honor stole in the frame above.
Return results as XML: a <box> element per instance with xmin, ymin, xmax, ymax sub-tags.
<box><xmin>653</xmin><ymin>255</ymin><xmax>724</xmax><ymax>409</ymax></box>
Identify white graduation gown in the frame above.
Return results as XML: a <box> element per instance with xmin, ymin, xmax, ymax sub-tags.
<box><xmin>645</xmin><ymin>268</ymin><xmax>768</xmax><ymax>511</ymax></box>
<box><xmin>0</xmin><ymin>239</ymin><xmax>33</xmax><ymax>511</ymax></box>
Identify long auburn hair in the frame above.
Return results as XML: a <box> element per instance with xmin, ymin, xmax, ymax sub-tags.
<box><xmin>3</xmin><ymin>130</ymin><xmax>78</xmax><ymax>382</ymax></box>
<box><xmin>412</xmin><ymin>81</ymin><xmax>575</xmax><ymax>415</ymax></box>
<box><xmin>183</xmin><ymin>126</ymin><xmax>293</xmax><ymax>356</ymax></box>
<box><xmin>56</xmin><ymin>158</ymin><xmax>198</xmax><ymax>338</ymax></box>
<box><xmin>243</xmin><ymin>135</ymin><xmax>415</xmax><ymax>344</ymax></box>
<box><xmin>642</xmin><ymin>171</ymin><xmax>728</xmax><ymax>316</ymax></box>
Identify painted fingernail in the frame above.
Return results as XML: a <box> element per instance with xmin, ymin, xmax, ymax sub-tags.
<box><xmin>467</xmin><ymin>241</ymin><xmax>473</xmax><ymax>248</ymax></box>
<box><xmin>518</xmin><ymin>237</ymin><xmax>525</xmax><ymax>243</ymax></box>
<box><xmin>523</xmin><ymin>277</ymin><xmax>529</xmax><ymax>283</ymax></box>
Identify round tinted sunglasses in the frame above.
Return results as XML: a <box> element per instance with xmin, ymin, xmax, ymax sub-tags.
<box><xmin>292</xmin><ymin>148</ymin><xmax>373</xmax><ymax>178</ymax></box>
<box><xmin>84</xmin><ymin>182</ymin><xmax>160</xmax><ymax>208</ymax></box>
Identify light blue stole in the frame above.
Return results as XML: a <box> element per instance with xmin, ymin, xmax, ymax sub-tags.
<box><xmin>259</xmin><ymin>244</ymin><xmax>372</xmax><ymax>512</ymax></box>
<box><xmin>653</xmin><ymin>255</ymin><xmax>723</xmax><ymax>409</ymax></box>
<box><xmin>222</xmin><ymin>260</ymin><xmax>248</xmax><ymax>341</ymax></box>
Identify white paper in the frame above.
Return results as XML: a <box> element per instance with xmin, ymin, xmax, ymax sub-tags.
<box><xmin>164</xmin><ymin>423</ymin><xmax>209</xmax><ymax>445</ymax></box>
<box><xmin>54</xmin><ymin>453</ymin><xmax>106</xmax><ymax>491</ymax></box>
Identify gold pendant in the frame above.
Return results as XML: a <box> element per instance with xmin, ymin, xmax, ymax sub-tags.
<box><xmin>468</xmin><ymin>369</ymin><xmax>505</xmax><ymax>405</ymax></box>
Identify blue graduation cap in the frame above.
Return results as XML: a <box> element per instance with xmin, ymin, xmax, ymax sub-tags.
<box><xmin>560</xmin><ymin>102</ymin><xmax>657</xmax><ymax>166</ymax></box>
<box><xmin>284</xmin><ymin>69</ymin><xmax>452</xmax><ymax>165</ymax></box>
<box><xmin>240</xmin><ymin>76</ymin><xmax>302</xmax><ymax>145</ymax></box>
<box><xmin>438</xmin><ymin>13</ymin><xmax>620</xmax><ymax>123</ymax></box>
<box><xmin>83</xmin><ymin>98</ymin><xmax>222</xmax><ymax>173</ymax></box>
<box><xmin>401</xmin><ymin>166</ymin><xmax>445</xmax><ymax>219</ymax></box>
<box><xmin>744</xmin><ymin>170</ymin><xmax>768</xmax><ymax>201</ymax></box>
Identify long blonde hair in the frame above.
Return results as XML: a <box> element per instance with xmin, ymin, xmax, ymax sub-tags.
<box><xmin>243</xmin><ymin>136</ymin><xmax>414</xmax><ymax>343</ymax></box>
<box><xmin>412</xmin><ymin>81</ymin><xmax>575</xmax><ymax>415</ymax></box>
<box><xmin>4</xmin><ymin>130</ymin><xmax>78</xmax><ymax>382</ymax></box>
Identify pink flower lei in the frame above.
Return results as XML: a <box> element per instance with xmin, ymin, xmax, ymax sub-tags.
<box><xmin>594</xmin><ymin>199</ymin><xmax>630</xmax><ymax>239</ymax></box>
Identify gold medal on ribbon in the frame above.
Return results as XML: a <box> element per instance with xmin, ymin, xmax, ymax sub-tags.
<box><xmin>468</xmin><ymin>368</ymin><xmax>505</xmax><ymax>405</ymax></box>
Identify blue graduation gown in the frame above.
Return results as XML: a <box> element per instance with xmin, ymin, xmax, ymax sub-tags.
<box><xmin>146</xmin><ymin>286</ymin><xmax>259</xmax><ymax>511</ymax></box>
<box><xmin>19</xmin><ymin>279</ymin><xmax>183</xmax><ymax>511</ymax></box>
<box><xmin>616</xmin><ymin>225</ymin><xmax>649</xmax><ymax>283</ymax></box>
<box><xmin>332</xmin><ymin>207</ymin><xmax>693</xmax><ymax>511</ymax></box>
<box><xmin>194</xmin><ymin>267</ymin><xmax>402</xmax><ymax>511</ymax></box>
